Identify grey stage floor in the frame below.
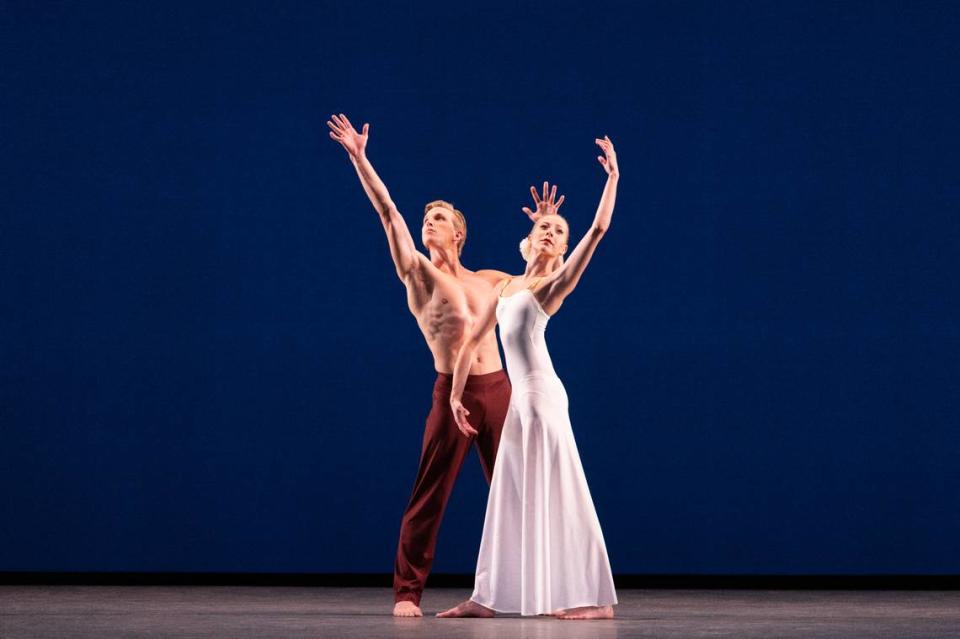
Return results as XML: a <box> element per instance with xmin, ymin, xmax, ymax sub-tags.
<box><xmin>1</xmin><ymin>586</ymin><xmax>958</xmax><ymax>638</ymax></box>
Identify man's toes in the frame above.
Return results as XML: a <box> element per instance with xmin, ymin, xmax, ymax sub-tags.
<box><xmin>393</xmin><ymin>602</ymin><xmax>422</xmax><ymax>617</ymax></box>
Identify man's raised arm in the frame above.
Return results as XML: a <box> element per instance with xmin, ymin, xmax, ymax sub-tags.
<box><xmin>328</xmin><ymin>113</ymin><xmax>419</xmax><ymax>281</ymax></box>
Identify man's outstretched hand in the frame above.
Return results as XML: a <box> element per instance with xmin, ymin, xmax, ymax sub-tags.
<box><xmin>326</xmin><ymin>113</ymin><xmax>368</xmax><ymax>159</ymax></box>
<box><xmin>522</xmin><ymin>181</ymin><xmax>565</xmax><ymax>222</ymax></box>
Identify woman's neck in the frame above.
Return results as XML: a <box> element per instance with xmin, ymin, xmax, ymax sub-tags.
<box><xmin>523</xmin><ymin>253</ymin><xmax>561</xmax><ymax>279</ymax></box>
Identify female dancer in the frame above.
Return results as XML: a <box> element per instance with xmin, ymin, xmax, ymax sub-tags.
<box><xmin>438</xmin><ymin>136</ymin><xmax>619</xmax><ymax>620</ymax></box>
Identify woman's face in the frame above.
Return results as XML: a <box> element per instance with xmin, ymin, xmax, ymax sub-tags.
<box><xmin>529</xmin><ymin>214</ymin><xmax>568</xmax><ymax>258</ymax></box>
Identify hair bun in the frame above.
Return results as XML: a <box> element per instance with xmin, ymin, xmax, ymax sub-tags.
<box><xmin>519</xmin><ymin>236</ymin><xmax>531</xmax><ymax>261</ymax></box>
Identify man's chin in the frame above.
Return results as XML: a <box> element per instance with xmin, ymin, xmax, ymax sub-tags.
<box><xmin>423</xmin><ymin>239</ymin><xmax>450</xmax><ymax>251</ymax></box>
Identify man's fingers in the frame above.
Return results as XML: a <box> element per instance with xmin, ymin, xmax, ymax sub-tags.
<box><xmin>362</xmin><ymin>123</ymin><xmax>369</xmax><ymax>135</ymax></box>
<box><xmin>339</xmin><ymin>113</ymin><xmax>354</xmax><ymax>129</ymax></box>
<box><xmin>331</xmin><ymin>114</ymin><xmax>345</xmax><ymax>128</ymax></box>
<box><xmin>549</xmin><ymin>184</ymin><xmax>557</xmax><ymax>203</ymax></box>
<box><xmin>530</xmin><ymin>185</ymin><xmax>541</xmax><ymax>203</ymax></box>
<box><xmin>555</xmin><ymin>195</ymin><xmax>565</xmax><ymax>209</ymax></box>
<box><xmin>542</xmin><ymin>181</ymin><xmax>549</xmax><ymax>201</ymax></box>
<box><xmin>522</xmin><ymin>206</ymin><xmax>534</xmax><ymax>218</ymax></box>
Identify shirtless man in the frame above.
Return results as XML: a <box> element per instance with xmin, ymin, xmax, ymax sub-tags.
<box><xmin>326</xmin><ymin>113</ymin><xmax>512</xmax><ymax>617</ymax></box>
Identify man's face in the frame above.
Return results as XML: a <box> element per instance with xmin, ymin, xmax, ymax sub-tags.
<box><xmin>422</xmin><ymin>206</ymin><xmax>461</xmax><ymax>251</ymax></box>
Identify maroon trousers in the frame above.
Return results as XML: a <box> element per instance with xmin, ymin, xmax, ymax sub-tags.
<box><xmin>393</xmin><ymin>369</ymin><xmax>511</xmax><ymax>605</ymax></box>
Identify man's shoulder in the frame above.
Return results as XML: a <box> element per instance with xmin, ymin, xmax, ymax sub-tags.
<box><xmin>473</xmin><ymin>269</ymin><xmax>511</xmax><ymax>285</ymax></box>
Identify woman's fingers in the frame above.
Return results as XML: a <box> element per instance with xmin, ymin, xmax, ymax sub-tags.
<box><xmin>455</xmin><ymin>413</ymin><xmax>477</xmax><ymax>437</ymax></box>
<box><xmin>597</xmin><ymin>135</ymin><xmax>615</xmax><ymax>155</ymax></box>
<box><xmin>555</xmin><ymin>194</ymin><xmax>565</xmax><ymax>209</ymax></box>
<box><xmin>530</xmin><ymin>185</ymin><xmax>541</xmax><ymax>203</ymax></box>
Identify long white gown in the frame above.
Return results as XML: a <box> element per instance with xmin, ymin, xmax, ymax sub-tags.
<box><xmin>469</xmin><ymin>288</ymin><xmax>618</xmax><ymax>615</ymax></box>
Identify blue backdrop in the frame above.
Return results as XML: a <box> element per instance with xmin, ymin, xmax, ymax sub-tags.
<box><xmin>2</xmin><ymin>0</ymin><xmax>958</xmax><ymax>574</ymax></box>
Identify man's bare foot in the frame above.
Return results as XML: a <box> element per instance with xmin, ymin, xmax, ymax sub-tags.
<box><xmin>558</xmin><ymin>605</ymin><xmax>614</xmax><ymax>620</ymax></box>
<box><xmin>393</xmin><ymin>601</ymin><xmax>423</xmax><ymax>617</ymax></box>
<box><xmin>436</xmin><ymin>600</ymin><xmax>495</xmax><ymax>618</ymax></box>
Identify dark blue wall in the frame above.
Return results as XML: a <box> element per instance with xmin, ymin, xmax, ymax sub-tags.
<box><xmin>2</xmin><ymin>0</ymin><xmax>958</xmax><ymax>574</ymax></box>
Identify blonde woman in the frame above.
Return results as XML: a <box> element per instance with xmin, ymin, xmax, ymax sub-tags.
<box><xmin>439</xmin><ymin>137</ymin><xmax>620</xmax><ymax>619</ymax></box>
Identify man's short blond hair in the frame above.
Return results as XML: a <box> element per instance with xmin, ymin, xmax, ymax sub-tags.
<box><xmin>424</xmin><ymin>199</ymin><xmax>467</xmax><ymax>256</ymax></box>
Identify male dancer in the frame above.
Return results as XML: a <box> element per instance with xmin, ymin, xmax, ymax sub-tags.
<box><xmin>327</xmin><ymin>113</ymin><xmax>512</xmax><ymax>617</ymax></box>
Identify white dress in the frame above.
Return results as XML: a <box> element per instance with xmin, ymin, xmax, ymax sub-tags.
<box><xmin>469</xmin><ymin>288</ymin><xmax>618</xmax><ymax>615</ymax></box>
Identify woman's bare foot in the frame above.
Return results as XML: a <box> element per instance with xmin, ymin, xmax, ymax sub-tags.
<box><xmin>557</xmin><ymin>605</ymin><xmax>614</xmax><ymax>620</ymax></box>
<box><xmin>436</xmin><ymin>600</ymin><xmax>495</xmax><ymax>618</ymax></box>
<box><xmin>393</xmin><ymin>601</ymin><xmax>423</xmax><ymax>617</ymax></box>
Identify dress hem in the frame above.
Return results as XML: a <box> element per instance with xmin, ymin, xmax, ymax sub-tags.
<box><xmin>470</xmin><ymin>595</ymin><xmax>619</xmax><ymax>616</ymax></box>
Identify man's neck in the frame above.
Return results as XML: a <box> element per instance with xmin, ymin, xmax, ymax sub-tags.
<box><xmin>429</xmin><ymin>246</ymin><xmax>464</xmax><ymax>277</ymax></box>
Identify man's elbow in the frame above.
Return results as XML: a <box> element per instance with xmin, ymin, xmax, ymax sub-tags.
<box><xmin>379</xmin><ymin>200</ymin><xmax>400</xmax><ymax>220</ymax></box>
